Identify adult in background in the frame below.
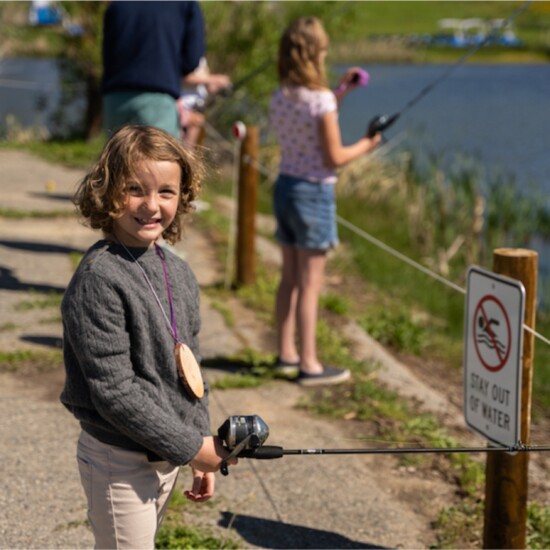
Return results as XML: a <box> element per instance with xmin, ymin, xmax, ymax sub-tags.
<box><xmin>102</xmin><ymin>1</ymin><xmax>205</xmax><ymax>138</ymax></box>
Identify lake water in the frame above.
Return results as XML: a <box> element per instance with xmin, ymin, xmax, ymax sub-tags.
<box><xmin>0</xmin><ymin>57</ymin><xmax>85</xmax><ymax>137</ymax></box>
<box><xmin>338</xmin><ymin>63</ymin><xmax>550</xmax><ymax>195</ymax></box>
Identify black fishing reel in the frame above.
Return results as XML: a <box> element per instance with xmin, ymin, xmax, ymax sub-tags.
<box><xmin>366</xmin><ymin>113</ymin><xmax>400</xmax><ymax>138</ymax></box>
<box><xmin>218</xmin><ymin>415</ymin><xmax>283</xmax><ymax>475</ymax></box>
<box><xmin>218</xmin><ymin>414</ymin><xmax>270</xmax><ymax>451</ymax></box>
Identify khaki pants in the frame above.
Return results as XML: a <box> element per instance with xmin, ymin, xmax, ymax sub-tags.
<box><xmin>77</xmin><ymin>431</ymin><xmax>179</xmax><ymax>550</ymax></box>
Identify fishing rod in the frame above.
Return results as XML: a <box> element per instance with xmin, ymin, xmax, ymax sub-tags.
<box><xmin>366</xmin><ymin>0</ymin><xmax>532</xmax><ymax>138</ymax></box>
<box><xmin>218</xmin><ymin>415</ymin><xmax>550</xmax><ymax>476</ymax></box>
<box><xmin>200</xmin><ymin>56</ymin><xmax>275</xmax><ymax>113</ymax></box>
<box><xmin>202</xmin><ymin>1</ymin><xmax>531</xmax><ymax>137</ymax></box>
<box><xmin>201</xmin><ymin>1</ymin><xmax>359</xmax><ymax>114</ymax></box>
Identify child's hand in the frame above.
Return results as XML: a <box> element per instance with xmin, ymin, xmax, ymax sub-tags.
<box><xmin>184</xmin><ymin>469</ymin><xmax>215</xmax><ymax>502</ymax></box>
<box><xmin>370</xmin><ymin>132</ymin><xmax>383</xmax><ymax>148</ymax></box>
<box><xmin>189</xmin><ymin>435</ymin><xmax>237</xmax><ymax>473</ymax></box>
<box><xmin>335</xmin><ymin>67</ymin><xmax>369</xmax><ymax>97</ymax></box>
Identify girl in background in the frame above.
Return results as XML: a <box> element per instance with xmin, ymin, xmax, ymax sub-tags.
<box><xmin>270</xmin><ymin>17</ymin><xmax>382</xmax><ymax>386</ymax></box>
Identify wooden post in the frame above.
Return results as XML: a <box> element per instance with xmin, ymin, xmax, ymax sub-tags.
<box><xmin>483</xmin><ymin>248</ymin><xmax>538</xmax><ymax>549</ymax></box>
<box><xmin>196</xmin><ymin>125</ymin><xmax>206</xmax><ymax>148</ymax></box>
<box><xmin>236</xmin><ymin>125</ymin><xmax>258</xmax><ymax>286</ymax></box>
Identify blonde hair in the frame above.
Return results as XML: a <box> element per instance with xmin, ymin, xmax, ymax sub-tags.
<box><xmin>74</xmin><ymin>125</ymin><xmax>202</xmax><ymax>244</ymax></box>
<box><xmin>277</xmin><ymin>16</ymin><xmax>329</xmax><ymax>90</ymax></box>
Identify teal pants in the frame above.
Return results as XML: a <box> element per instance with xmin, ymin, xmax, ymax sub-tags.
<box><xmin>103</xmin><ymin>91</ymin><xmax>180</xmax><ymax>138</ymax></box>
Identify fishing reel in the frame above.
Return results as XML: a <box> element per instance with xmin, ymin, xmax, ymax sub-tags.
<box><xmin>218</xmin><ymin>415</ymin><xmax>283</xmax><ymax>475</ymax></box>
<box><xmin>366</xmin><ymin>113</ymin><xmax>400</xmax><ymax>138</ymax></box>
<box><xmin>218</xmin><ymin>414</ymin><xmax>270</xmax><ymax>451</ymax></box>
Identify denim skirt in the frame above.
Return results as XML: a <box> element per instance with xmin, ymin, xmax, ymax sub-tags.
<box><xmin>273</xmin><ymin>173</ymin><xmax>338</xmax><ymax>251</ymax></box>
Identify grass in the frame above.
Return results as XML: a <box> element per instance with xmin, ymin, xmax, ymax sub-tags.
<box><xmin>528</xmin><ymin>501</ymin><xmax>550</xmax><ymax>550</ymax></box>
<box><xmin>0</xmin><ymin>349</ymin><xmax>63</xmax><ymax>373</ymax></box>
<box><xmin>320</xmin><ymin>292</ymin><xmax>351</xmax><ymax>316</ymax></box>
<box><xmin>207</xmin><ymin>349</ymin><xmax>283</xmax><ymax>390</ymax></box>
<box><xmin>359</xmin><ymin>308</ymin><xmax>427</xmax><ymax>355</ymax></box>
<box><xmin>155</xmin><ymin>526</ymin><xmax>239</xmax><ymax>550</ymax></box>
<box><xmin>0</xmin><ymin>137</ymin><xmax>105</xmax><ymax>168</ymax></box>
<box><xmin>155</xmin><ymin>490</ymin><xmax>239</xmax><ymax>549</ymax></box>
<box><xmin>327</xmin><ymin>1</ymin><xmax>550</xmax><ymax>63</ymax></box>
<box><xmin>0</xmin><ymin>208</ymin><xmax>75</xmax><ymax>219</ymax></box>
<box><xmin>15</xmin><ymin>291</ymin><xmax>63</xmax><ymax>311</ymax></box>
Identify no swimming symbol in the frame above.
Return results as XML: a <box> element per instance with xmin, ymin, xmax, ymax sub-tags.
<box><xmin>473</xmin><ymin>295</ymin><xmax>511</xmax><ymax>372</ymax></box>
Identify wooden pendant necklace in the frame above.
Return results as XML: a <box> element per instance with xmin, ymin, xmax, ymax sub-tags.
<box><xmin>119</xmin><ymin>241</ymin><xmax>204</xmax><ymax>399</ymax></box>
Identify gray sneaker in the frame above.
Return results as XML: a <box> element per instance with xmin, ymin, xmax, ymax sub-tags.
<box><xmin>272</xmin><ymin>357</ymin><xmax>300</xmax><ymax>377</ymax></box>
<box><xmin>296</xmin><ymin>366</ymin><xmax>351</xmax><ymax>387</ymax></box>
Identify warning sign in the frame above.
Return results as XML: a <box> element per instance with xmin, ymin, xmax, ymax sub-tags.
<box><xmin>473</xmin><ymin>295</ymin><xmax>511</xmax><ymax>372</ymax></box>
<box><xmin>464</xmin><ymin>266</ymin><xmax>525</xmax><ymax>448</ymax></box>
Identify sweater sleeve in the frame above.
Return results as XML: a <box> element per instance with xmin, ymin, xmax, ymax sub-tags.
<box><xmin>62</xmin><ymin>271</ymin><xmax>205</xmax><ymax>465</ymax></box>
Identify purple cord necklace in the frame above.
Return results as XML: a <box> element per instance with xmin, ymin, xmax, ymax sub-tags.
<box><xmin>118</xmin><ymin>241</ymin><xmax>178</xmax><ymax>344</ymax></box>
<box><xmin>117</xmin><ymin>239</ymin><xmax>204</xmax><ymax>398</ymax></box>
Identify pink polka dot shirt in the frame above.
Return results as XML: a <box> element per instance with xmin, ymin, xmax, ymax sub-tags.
<box><xmin>270</xmin><ymin>86</ymin><xmax>338</xmax><ymax>184</ymax></box>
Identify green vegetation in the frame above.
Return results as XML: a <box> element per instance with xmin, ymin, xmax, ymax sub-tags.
<box><xmin>15</xmin><ymin>291</ymin><xmax>63</xmax><ymax>311</ymax></box>
<box><xmin>155</xmin><ymin>491</ymin><xmax>239</xmax><ymax>549</ymax></box>
<box><xmin>155</xmin><ymin>526</ymin><xmax>239</xmax><ymax>550</ymax></box>
<box><xmin>2</xmin><ymin>1</ymin><xmax>549</xmax><ymax>138</ymax></box>
<box><xmin>0</xmin><ymin>137</ymin><xmax>104</xmax><ymax>167</ymax></box>
<box><xmin>0</xmin><ymin>349</ymin><xmax>63</xmax><ymax>373</ymax></box>
<box><xmin>320</xmin><ymin>292</ymin><xmax>351</xmax><ymax>316</ymax></box>
<box><xmin>2</xmin><ymin>137</ymin><xmax>549</xmax><ymax>545</ymax></box>
<box><xmin>527</xmin><ymin>501</ymin><xmax>550</xmax><ymax>549</ymax></box>
<box><xmin>0</xmin><ymin>208</ymin><xmax>75</xmax><ymax>219</ymax></box>
<box><xmin>359</xmin><ymin>309</ymin><xmax>426</xmax><ymax>355</ymax></box>
<box><xmin>433</xmin><ymin>501</ymin><xmax>484</xmax><ymax>549</ymax></box>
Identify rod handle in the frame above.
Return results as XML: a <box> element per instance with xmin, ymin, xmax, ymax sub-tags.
<box><xmin>366</xmin><ymin>113</ymin><xmax>400</xmax><ymax>138</ymax></box>
<box><xmin>239</xmin><ymin>445</ymin><xmax>284</xmax><ymax>459</ymax></box>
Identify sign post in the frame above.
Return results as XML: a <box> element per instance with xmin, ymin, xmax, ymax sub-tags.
<box><xmin>466</xmin><ymin>250</ymin><xmax>537</xmax><ymax>550</ymax></box>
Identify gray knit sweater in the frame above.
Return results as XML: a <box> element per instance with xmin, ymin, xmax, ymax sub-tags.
<box><xmin>60</xmin><ymin>240</ymin><xmax>210</xmax><ymax>465</ymax></box>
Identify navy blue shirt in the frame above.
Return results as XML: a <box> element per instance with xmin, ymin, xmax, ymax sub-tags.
<box><xmin>102</xmin><ymin>1</ymin><xmax>205</xmax><ymax>98</ymax></box>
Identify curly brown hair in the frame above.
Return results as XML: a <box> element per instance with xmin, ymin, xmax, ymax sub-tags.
<box><xmin>277</xmin><ymin>16</ymin><xmax>329</xmax><ymax>90</ymax></box>
<box><xmin>73</xmin><ymin>125</ymin><xmax>203</xmax><ymax>245</ymax></box>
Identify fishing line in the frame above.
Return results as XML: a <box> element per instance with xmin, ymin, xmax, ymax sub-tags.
<box><xmin>211</xmin><ymin>394</ymin><xmax>284</xmax><ymax>522</ymax></box>
<box><xmin>367</xmin><ymin>0</ymin><xmax>532</xmax><ymax>136</ymax></box>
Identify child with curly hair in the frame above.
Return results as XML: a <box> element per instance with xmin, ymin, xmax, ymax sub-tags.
<box><xmin>60</xmin><ymin>125</ymin><xmax>236</xmax><ymax>549</ymax></box>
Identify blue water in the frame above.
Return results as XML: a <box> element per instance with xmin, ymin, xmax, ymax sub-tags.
<box><xmin>338</xmin><ymin>64</ymin><xmax>550</xmax><ymax>195</ymax></box>
<box><xmin>0</xmin><ymin>57</ymin><xmax>85</xmax><ymax>137</ymax></box>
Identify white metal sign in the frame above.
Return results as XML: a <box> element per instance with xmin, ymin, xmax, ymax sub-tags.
<box><xmin>464</xmin><ymin>265</ymin><xmax>525</xmax><ymax>447</ymax></box>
